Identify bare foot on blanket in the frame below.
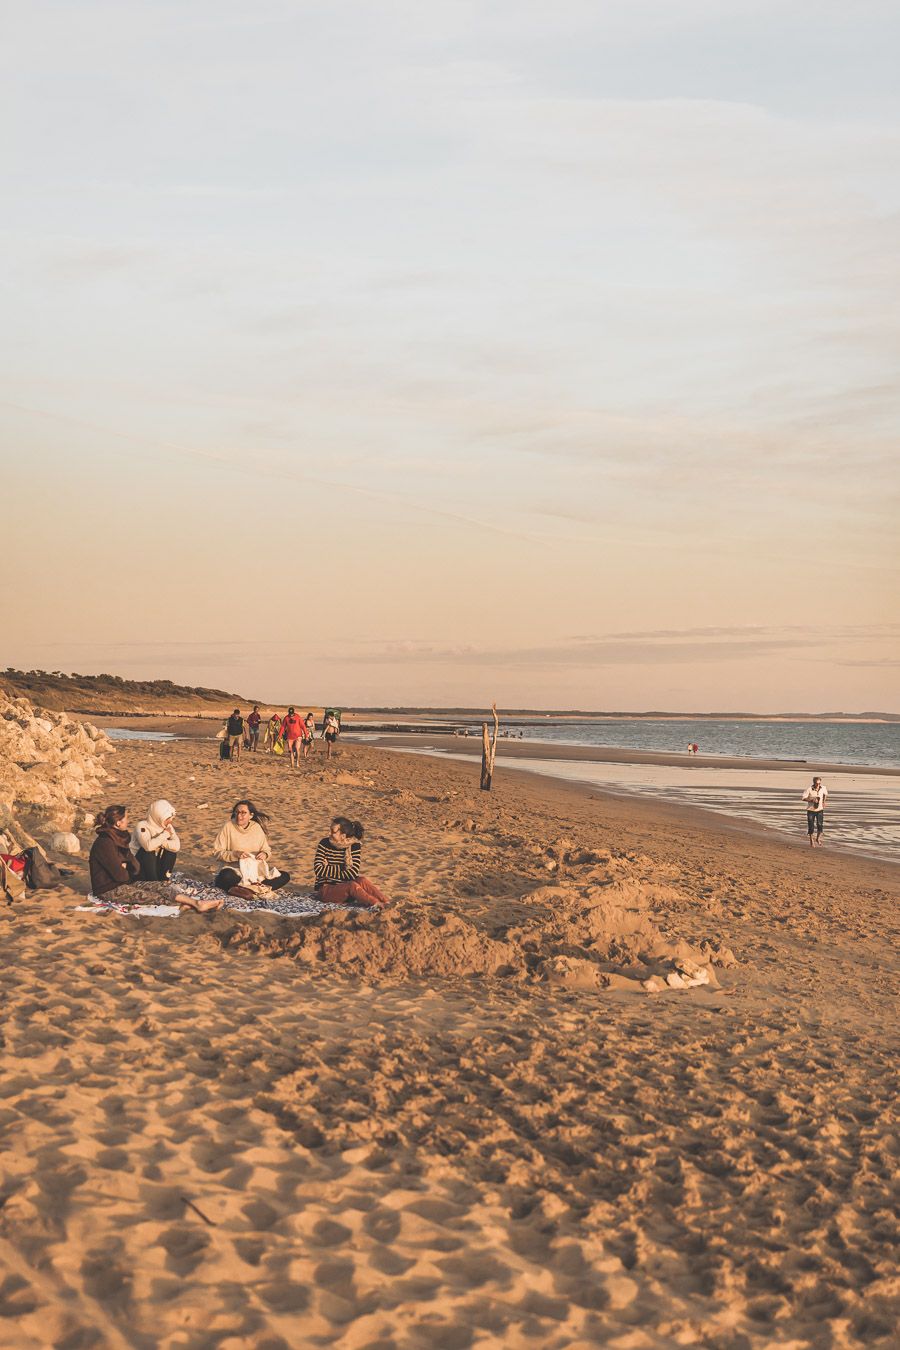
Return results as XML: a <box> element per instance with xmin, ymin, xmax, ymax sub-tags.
<box><xmin>175</xmin><ymin>894</ymin><xmax>224</xmax><ymax>913</ymax></box>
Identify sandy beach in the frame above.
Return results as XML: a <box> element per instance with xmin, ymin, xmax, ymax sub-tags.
<box><xmin>2</xmin><ymin>732</ymin><xmax>898</xmax><ymax>1348</ymax></box>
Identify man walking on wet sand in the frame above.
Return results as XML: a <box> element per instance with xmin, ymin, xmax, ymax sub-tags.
<box><xmin>801</xmin><ymin>776</ymin><xmax>828</xmax><ymax>847</ymax></box>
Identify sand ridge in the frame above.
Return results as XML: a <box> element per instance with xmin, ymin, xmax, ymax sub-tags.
<box><xmin>1</xmin><ymin>736</ymin><xmax>898</xmax><ymax>1347</ymax></box>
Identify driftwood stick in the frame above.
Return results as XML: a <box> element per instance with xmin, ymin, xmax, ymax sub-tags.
<box><xmin>480</xmin><ymin>702</ymin><xmax>499</xmax><ymax>791</ymax></box>
<box><xmin>180</xmin><ymin>1195</ymin><xmax>217</xmax><ymax>1226</ymax></box>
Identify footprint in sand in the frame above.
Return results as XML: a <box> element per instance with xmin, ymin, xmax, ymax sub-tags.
<box><xmin>158</xmin><ymin>1224</ymin><xmax>210</xmax><ymax>1276</ymax></box>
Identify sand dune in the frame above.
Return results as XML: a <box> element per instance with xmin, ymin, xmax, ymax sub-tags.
<box><xmin>1</xmin><ymin>736</ymin><xmax>897</xmax><ymax>1347</ymax></box>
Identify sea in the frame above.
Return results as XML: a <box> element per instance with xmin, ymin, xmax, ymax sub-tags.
<box><xmin>492</xmin><ymin>718</ymin><xmax>900</xmax><ymax>770</ymax></box>
<box><xmin>358</xmin><ymin>719</ymin><xmax>900</xmax><ymax>864</ymax></box>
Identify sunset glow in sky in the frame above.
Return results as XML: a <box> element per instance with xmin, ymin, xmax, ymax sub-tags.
<box><xmin>3</xmin><ymin>1</ymin><xmax>898</xmax><ymax>710</ymax></box>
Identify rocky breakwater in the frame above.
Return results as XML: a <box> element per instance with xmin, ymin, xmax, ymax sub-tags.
<box><xmin>0</xmin><ymin>691</ymin><xmax>112</xmax><ymax>853</ymax></box>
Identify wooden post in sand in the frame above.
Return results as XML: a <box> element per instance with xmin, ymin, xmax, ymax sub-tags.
<box><xmin>480</xmin><ymin>703</ymin><xmax>499</xmax><ymax>791</ymax></box>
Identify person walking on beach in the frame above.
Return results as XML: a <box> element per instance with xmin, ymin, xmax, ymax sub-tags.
<box><xmin>802</xmin><ymin>776</ymin><xmax>828</xmax><ymax>847</ymax></box>
<box><xmin>302</xmin><ymin>712</ymin><xmax>316</xmax><ymax>759</ymax></box>
<box><xmin>264</xmin><ymin>712</ymin><xmax>282</xmax><ymax>753</ymax></box>
<box><xmin>133</xmin><ymin>800</ymin><xmax>180</xmax><ymax>881</ymax></box>
<box><xmin>323</xmin><ymin>710</ymin><xmax>340</xmax><ymax>760</ymax></box>
<box><xmin>313</xmin><ymin>816</ymin><xmax>390</xmax><ymax>908</ymax></box>
<box><xmin>247</xmin><ymin>705</ymin><xmax>262</xmax><ymax>752</ymax></box>
<box><xmin>281</xmin><ymin>706</ymin><xmax>305</xmax><ymax>768</ymax></box>
<box><xmin>226</xmin><ymin>708</ymin><xmax>245</xmax><ymax>763</ymax></box>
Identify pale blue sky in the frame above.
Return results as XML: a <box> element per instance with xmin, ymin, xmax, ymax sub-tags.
<box><xmin>3</xmin><ymin>1</ymin><xmax>898</xmax><ymax>709</ymax></box>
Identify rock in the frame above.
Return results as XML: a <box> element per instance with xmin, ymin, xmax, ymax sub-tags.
<box><xmin>666</xmin><ymin>971</ymin><xmax>687</xmax><ymax>989</ymax></box>
<box><xmin>0</xmin><ymin>690</ymin><xmax>111</xmax><ymax>843</ymax></box>
<box><xmin>642</xmin><ymin>975</ymin><xmax>667</xmax><ymax>993</ymax></box>
<box><xmin>51</xmin><ymin>832</ymin><xmax>81</xmax><ymax>854</ymax></box>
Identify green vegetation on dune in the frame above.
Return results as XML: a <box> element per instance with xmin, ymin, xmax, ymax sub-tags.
<box><xmin>0</xmin><ymin>669</ymin><xmax>253</xmax><ymax>710</ymax></box>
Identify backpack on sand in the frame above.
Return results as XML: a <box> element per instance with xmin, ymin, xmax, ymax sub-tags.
<box><xmin>24</xmin><ymin>847</ymin><xmax>61</xmax><ymax>891</ymax></box>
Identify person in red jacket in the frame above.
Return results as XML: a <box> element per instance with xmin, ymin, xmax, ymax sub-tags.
<box><xmin>281</xmin><ymin>706</ymin><xmax>305</xmax><ymax>768</ymax></box>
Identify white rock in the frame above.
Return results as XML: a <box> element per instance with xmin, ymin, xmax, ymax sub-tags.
<box><xmin>50</xmin><ymin>832</ymin><xmax>81</xmax><ymax>854</ymax></box>
<box><xmin>666</xmin><ymin>971</ymin><xmax>687</xmax><ymax>989</ymax></box>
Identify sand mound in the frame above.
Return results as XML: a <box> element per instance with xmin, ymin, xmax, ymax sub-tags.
<box><xmin>216</xmin><ymin>871</ymin><xmax>733</xmax><ymax>993</ymax></box>
<box><xmin>0</xmin><ymin>692</ymin><xmax>112</xmax><ymax>852</ymax></box>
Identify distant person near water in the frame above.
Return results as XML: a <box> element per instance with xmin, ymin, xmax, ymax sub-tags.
<box><xmin>302</xmin><ymin>712</ymin><xmax>316</xmax><ymax>759</ymax></box>
<box><xmin>313</xmin><ymin>816</ymin><xmax>390</xmax><ymax>908</ymax></box>
<box><xmin>264</xmin><ymin>713</ymin><xmax>282</xmax><ymax>753</ymax></box>
<box><xmin>281</xmin><ymin>706</ymin><xmax>305</xmax><ymax>768</ymax></box>
<box><xmin>801</xmin><ymin>776</ymin><xmax>828</xmax><ymax>848</ymax></box>
<box><xmin>247</xmin><ymin>705</ymin><xmax>262</xmax><ymax>751</ymax></box>
<box><xmin>226</xmin><ymin>708</ymin><xmax>244</xmax><ymax>763</ymax></box>
<box><xmin>322</xmin><ymin>710</ymin><xmax>340</xmax><ymax>760</ymax></box>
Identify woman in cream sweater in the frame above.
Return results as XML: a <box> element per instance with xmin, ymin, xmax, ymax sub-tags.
<box><xmin>213</xmin><ymin>800</ymin><xmax>291</xmax><ymax>893</ymax></box>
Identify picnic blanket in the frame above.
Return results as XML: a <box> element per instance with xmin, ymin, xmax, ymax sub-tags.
<box><xmin>77</xmin><ymin>872</ymin><xmax>349</xmax><ymax>919</ymax></box>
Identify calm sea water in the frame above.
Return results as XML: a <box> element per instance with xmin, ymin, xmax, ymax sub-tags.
<box><xmin>105</xmin><ymin>729</ymin><xmax>178</xmax><ymax>741</ymax></box>
<box><xmin>508</xmin><ymin>719</ymin><xmax>900</xmax><ymax>769</ymax></box>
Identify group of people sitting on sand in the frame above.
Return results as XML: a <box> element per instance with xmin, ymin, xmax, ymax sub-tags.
<box><xmin>223</xmin><ymin>707</ymin><xmax>341</xmax><ymax>766</ymax></box>
<box><xmin>88</xmin><ymin>799</ymin><xmax>389</xmax><ymax>912</ymax></box>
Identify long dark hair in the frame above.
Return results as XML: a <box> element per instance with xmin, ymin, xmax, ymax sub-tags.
<box><xmin>96</xmin><ymin>805</ymin><xmax>128</xmax><ymax>831</ymax></box>
<box><xmin>332</xmin><ymin>816</ymin><xmax>363</xmax><ymax>840</ymax></box>
<box><xmin>231</xmin><ymin>800</ymin><xmax>269</xmax><ymax>830</ymax></box>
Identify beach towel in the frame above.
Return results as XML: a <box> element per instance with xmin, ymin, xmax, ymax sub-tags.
<box><xmin>77</xmin><ymin>901</ymin><xmax>183</xmax><ymax>917</ymax></box>
<box><xmin>74</xmin><ymin>875</ymin><xmax>355</xmax><ymax>921</ymax></box>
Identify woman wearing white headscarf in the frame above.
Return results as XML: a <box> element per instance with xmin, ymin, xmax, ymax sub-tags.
<box><xmin>133</xmin><ymin>800</ymin><xmax>181</xmax><ymax>882</ymax></box>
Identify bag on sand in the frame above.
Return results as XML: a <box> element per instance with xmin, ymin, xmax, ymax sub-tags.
<box><xmin>1</xmin><ymin>856</ymin><xmax>26</xmax><ymax>904</ymax></box>
<box><xmin>24</xmin><ymin>847</ymin><xmax>61</xmax><ymax>891</ymax></box>
<box><xmin>219</xmin><ymin>739</ymin><xmax>231</xmax><ymax>761</ymax></box>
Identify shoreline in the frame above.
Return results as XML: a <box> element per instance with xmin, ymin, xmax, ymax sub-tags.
<box><xmin>92</xmin><ymin>714</ymin><xmax>900</xmax><ymax>776</ymax></box>
<box><xmin>94</xmin><ymin>720</ymin><xmax>900</xmax><ymax>865</ymax></box>
<box><xmin>354</xmin><ymin>730</ymin><xmax>900</xmax><ymax>778</ymax></box>
<box><xmin>370</xmin><ymin>740</ymin><xmax>900</xmax><ymax>869</ymax></box>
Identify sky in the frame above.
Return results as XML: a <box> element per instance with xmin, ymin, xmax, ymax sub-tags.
<box><xmin>2</xmin><ymin>0</ymin><xmax>898</xmax><ymax>712</ymax></box>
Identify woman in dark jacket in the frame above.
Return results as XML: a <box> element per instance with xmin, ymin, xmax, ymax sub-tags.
<box><xmin>89</xmin><ymin>805</ymin><xmax>140</xmax><ymax>896</ymax></box>
<box><xmin>89</xmin><ymin>805</ymin><xmax>222</xmax><ymax>911</ymax></box>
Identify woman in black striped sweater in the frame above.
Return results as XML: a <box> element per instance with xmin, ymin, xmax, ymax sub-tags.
<box><xmin>313</xmin><ymin>817</ymin><xmax>390</xmax><ymax>908</ymax></box>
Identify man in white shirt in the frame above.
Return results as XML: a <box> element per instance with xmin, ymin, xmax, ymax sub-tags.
<box><xmin>801</xmin><ymin>776</ymin><xmax>828</xmax><ymax>847</ymax></box>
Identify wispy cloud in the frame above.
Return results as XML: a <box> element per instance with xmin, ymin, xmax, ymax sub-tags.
<box><xmin>354</xmin><ymin>624</ymin><xmax>898</xmax><ymax>669</ymax></box>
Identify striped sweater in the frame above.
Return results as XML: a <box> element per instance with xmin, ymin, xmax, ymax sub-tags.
<box><xmin>313</xmin><ymin>837</ymin><xmax>361</xmax><ymax>886</ymax></box>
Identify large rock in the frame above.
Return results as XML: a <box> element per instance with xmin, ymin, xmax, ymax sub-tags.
<box><xmin>0</xmin><ymin>691</ymin><xmax>113</xmax><ymax>849</ymax></box>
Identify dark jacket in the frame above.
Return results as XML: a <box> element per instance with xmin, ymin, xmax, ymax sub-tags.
<box><xmin>89</xmin><ymin>826</ymin><xmax>140</xmax><ymax>897</ymax></box>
